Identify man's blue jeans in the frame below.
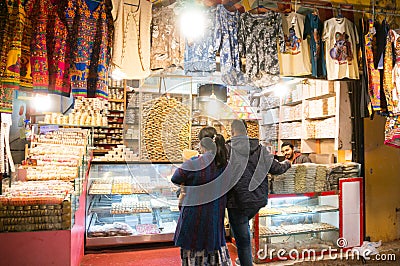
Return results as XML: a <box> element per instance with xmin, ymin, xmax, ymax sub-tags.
<box><xmin>228</xmin><ymin>207</ymin><xmax>259</xmax><ymax>266</ymax></box>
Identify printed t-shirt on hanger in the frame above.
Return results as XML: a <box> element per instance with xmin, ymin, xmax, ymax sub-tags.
<box><xmin>279</xmin><ymin>12</ymin><xmax>311</xmax><ymax>76</ymax></box>
<box><xmin>322</xmin><ymin>17</ymin><xmax>359</xmax><ymax>80</ymax></box>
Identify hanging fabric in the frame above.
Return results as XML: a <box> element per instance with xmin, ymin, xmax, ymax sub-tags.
<box><xmin>150</xmin><ymin>4</ymin><xmax>184</xmax><ymax>71</ymax></box>
<box><xmin>279</xmin><ymin>12</ymin><xmax>312</xmax><ymax>76</ymax></box>
<box><xmin>25</xmin><ymin>0</ymin><xmax>71</xmax><ymax>96</ymax></box>
<box><xmin>214</xmin><ymin>4</ymin><xmax>244</xmax><ymax>85</ymax></box>
<box><xmin>303</xmin><ymin>12</ymin><xmax>326</xmax><ymax>78</ymax></box>
<box><xmin>383</xmin><ymin>33</ymin><xmax>396</xmax><ymax>114</ymax></box>
<box><xmin>390</xmin><ymin>29</ymin><xmax>400</xmax><ymax>115</ymax></box>
<box><xmin>238</xmin><ymin>10</ymin><xmax>285</xmax><ymax>88</ymax></box>
<box><xmin>365</xmin><ymin>19</ymin><xmax>381</xmax><ymax>111</ymax></box>
<box><xmin>0</xmin><ymin>113</ymin><xmax>15</xmax><ymax>173</ymax></box>
<box><xmin>322</xmin><ymin>17</ymin><xmax>360</xmax><ymax>80</ymax></box>
<box><xmin>111</xmin><ymin>0</ymin><xmax>152</xmax><ymax>79</ymax></box>
<box><xmin>384</xmin><ymin>115</ymin><xmax>400</xmax><ymax>148</ymax></box>
<box><xmin>184</xmin><ymin>6</ymin><xmax>218</xmax><ymax>77</ymax></box>
<box><xmin>64</xmin><ymin>0</ymin><xmax>113</xmax><ymax>99</ymax></box>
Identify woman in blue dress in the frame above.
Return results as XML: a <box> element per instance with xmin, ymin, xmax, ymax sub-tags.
<box><xmin>172</xmin><ymin>126</ymin><xmax>232</xmax><ymax>266</ymax></box>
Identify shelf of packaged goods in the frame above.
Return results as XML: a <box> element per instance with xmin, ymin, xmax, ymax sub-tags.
<box><xmin>305</xmin><ymin>114</ymin><xmax>335</xmax><ymax>120</ymax></box>
<box><xmin>282</xmin><ymin>100</ymin><xmax>302</xmax><ymax>106</ymax></box>
<box><xmin>259</xmin><ymin>227</ymin><xmax>339</xmax><ymax>238</ymax></box>
<box><xmin>108</xmin><ymin>99</ymin><xmax>124</xmax><ymax>103</ymax></box>
<box><xmin>95</xmin><ymin>143</ymin><xmax>123</xmax><ymax>146</ymax></box>
<box><xmin>259</xmin><ymin>207</ymin><xmax>339</xmax><ymax>217</ymax></box>
<box><xmin>93</xmin><ymin>131</ymin><xmax>123</xmax><ymax>134</ymax></box>
<box><xmin>37</xmin><ymin>122</ymin><xmax>110</xmax><ymax>129</ymax></box>
<box><xmin>305</xmin><ymin>93</ymin><xmax>336</xmax><ymax>101</ymax></box>
<box><xmin>86</xmin><ymin>232</ymin><xmax>175</xmax><ymax>247</ymax></box>
<box><xmin>269</xmin><ymin>190</ymin><xmax>339</xmax><ymax>198</ymax></box>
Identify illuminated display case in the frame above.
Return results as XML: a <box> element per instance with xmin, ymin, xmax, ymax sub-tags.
<box><xmin>253</xmin><ymin>177</ymin><xmax>363</xmax><ymax>263</ymax></box>
<box><xmin>85</xmin><ymin>162</ymin><xmax>180</xmax><ymax>248</ymax></box>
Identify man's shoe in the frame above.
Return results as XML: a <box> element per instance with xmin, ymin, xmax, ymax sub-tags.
<box><xmin>235</xmin><ymin>258</ymin><xmax>240</xmax><ymax>266</ymax></box>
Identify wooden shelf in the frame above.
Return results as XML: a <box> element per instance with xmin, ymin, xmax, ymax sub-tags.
<box><xmin>282</xmin><ymin>100</ymin><xmax>302</xmax><ymax>106</ymax></box>
<box><xmin>305</xmin><ymin>114</ymin><xmax>335</xmax><ymax>120</ymax></box>
<box><xmin>280</xmin><ymin>119</ymin><xmax>302</xmax><ymax>123</ymax></box>
<box><xmin>305</xmin><ymin>93</ymin><xmax>336</xmax><ymax>101</ymax></box>
<box><xmin>108</xmin><ymin>99</ymin><xmax>124</xmax><ymax>103</ymax></box>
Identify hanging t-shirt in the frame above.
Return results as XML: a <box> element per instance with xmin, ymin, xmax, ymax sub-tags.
<box><xmin>303</xmin><ymin>13</ymin><xmax>326</xmax><ymax>78</ymax></box>
<box><xmin>214</xmin><ymin>4</ymin><xmax>244</xmax><ymax>85</ymax></box>
<box><xmin>322</xmin><ymin>17</ymin><xmax>359</xmax><ymax>80</ymax></box>
<box><xmin>111</xmin><ymin>0</ymin><xmax>152</xmax><ymax>79</ymax></box>
<box><xmin>184</xmin><ymin>7</ymin><xmax>217</xmax><ymax>76</ymax></box>
<box><xmin>150</xmin><ymin>5</ymin><xmax>184</xmax><ymax>71</ymax></box>
<box><xmin>279</xmin><ymin>12</ymin><xmax>311</xmax><ymax>76</ymax></box>
<box><xmin>384</xmin><ymin>115</ymin><xmax>400</xmax><ymax>148</ymax></box>
<box><xmin>238</xmin><ymin>11</ymin><xmax>285</xmax><ymax>88</ymax></box>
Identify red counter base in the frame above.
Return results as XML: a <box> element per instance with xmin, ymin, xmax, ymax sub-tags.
<box><xmin>0</xmin><ymin>226</ymin><xmax>84</xmax><ymax>266</ymax></box>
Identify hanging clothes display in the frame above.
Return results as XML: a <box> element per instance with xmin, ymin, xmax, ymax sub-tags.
<box><xmin>322</xmin><ymin>17</ymin><xmax>359</xmax><ymax>80</ymax></box>
<box><xmin>0</xmin><ymin>0</ymin><xmax>26</xmax><ymax>113</ymax></box>
<box><xmin>383</xmin><ymin>33</ymin><xmax>396</xmax><ymax>113</ymax></box>
<box><xmin>384</xmin><ymin>115</ymin><xmax>400</xmax><ymax>148</ymax></box>
<box><xmin>238</xmin><ymin>11</ymin><xmax>285</xmax><ymax>88</ymax></box>
<box><xmin>364</xmin><ymin>19</ymin><xmax>381</xmax><ymax>111</ymax></box>
<box><xmin>390</xmin><ymin>29</ymin><xmax>400</xmax><ymax>115</ymax></box>
<box><xmin>150</xmin><ymin>5</ymin><xmax>184</xmax><ymax>71</ymax></box>
<box><xmin>19</xmin><ymin>11</ymin><xmax>32</xmax><ymax>91</ymax></box>
<box><xmin>65</xmin><ymin>0</ymin><xmax>113</xmax><ymax>99</ymax></box>
<box><xmin>214</xmin><ymin>4</ymin><xmax>244</xmax><ymax>85</ymax></box>
<box><xmin>279</xmin><ymin>12</ymin><xmax>311</xmax><ymax>77</ymax></box>
<box><xmin>184</xmin><ymin>6</ymin><xmax>218</xmax><ymax>76</ymax></box>
<box><xmin>26</xmin><ymin>0</ymin><xmax>71</xmax><ymax>96</ymax></box>
<box><xmin>111</xmin><ymin>0</ymin><xmax>152</xmax><ymax>79</ymax></box>
<box><xmin>0</xmin><ymin>113</ymin><xmax>15</xmax><ymax>173</ymax></box>
<box><xmin>303</xmin><ymin>12</ymin><xmax>326</xmax><ymax>78</ymax></box>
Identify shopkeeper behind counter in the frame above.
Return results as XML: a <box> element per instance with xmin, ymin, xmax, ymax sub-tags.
<box><xmin>281</xmin><ymin>142</ymin><xmax>312</xmax><ymax>164</ymax></box>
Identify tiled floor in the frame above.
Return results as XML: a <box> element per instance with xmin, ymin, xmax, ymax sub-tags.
<box><xmin>81</xmin><ymin>243</ymin><xmax>238</xmax><ymax>266</ymax></box>
<box><xmin>81</xmin><ymin>240</ymin><xmax>400</xmax><ymax>266</ymax></box>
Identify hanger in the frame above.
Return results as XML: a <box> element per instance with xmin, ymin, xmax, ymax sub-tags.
<box><xmin>336</xmin><ymin>7</ymin><xmax>343</xmax><ymax>19</ymax></box>
<box><xmin>249</xmin><ymin>5</ymin><xmax>269</xmax><ymax>14</ymax></box>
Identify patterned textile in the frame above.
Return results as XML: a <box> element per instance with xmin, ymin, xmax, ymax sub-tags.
<box><xmin>184</xmin><ymin>7</ymin><xmax>217</xmax><ymax>76</ymax></box>
<box><xmin>65</xmin><ymin>0</ymin><xmax>113</xmax><ymax>99</ymax></box>
<box><xmin>303</xmin><ymin>13</ymin><xmax>326</xmax><ymax>78</ymax></box>
<box><xmin>0</xmin><ymin>0</ymin><xmax>26</xmax><ymax>90</ymax></box>
<box><xmin>391</xmin><ymin>30</ymin><xmax>400</xmax><ymax>115</ymax></box>
<box><xmin>214</xmin><ymin>4</ymin><xmax>244</xmax><ymax>86</ymax></box>
<box><xmin>238</xmin><ymin>11</ymin><xmax>285</xmax><ymax>88</ymax></box>
<box><xmin>384</xmin><ymin>34</ymin><xmax>395</xmax><ymax>114</ymax></box>
<box><xmin>150</xmin><ymin>5</ymin><xmax>184</xmax><ymax>71</ymax></box>
<box><xmin>365</xmin><ymin>19</ymin><xmax>381</xmax><ymax>111</ymax></box>
<box><xmin>384</xmin><ymin>115</ymin><xmax>400</xmax><ymax>148</ymax></box>
<box><xmin>0</xmin><ymin>0</ymin><xmax>26</xmax><ymax>113</ymax></box>
<box><xmin>180</xmin><ymin>246</ymin><xmax>233</xmax><ymax>266</ymax></box>
<box><xmin>19</xmin><ymin>10</ymin><xmax>32</xmax><ymax>91</ymax></box>
<box><xmin>26</xmin><ymin>0</ymin><xmax>70</xmax><ymax>95</ymax></box>
<box><xmin>172</xmin><ymin>152</ymin><xmax>227</xmax><ymax>252</ymax></box>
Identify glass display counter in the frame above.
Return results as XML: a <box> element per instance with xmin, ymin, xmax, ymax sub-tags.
<box><xmin>85</xmin><ymin>162</ymin><xmax>180</xmax><ymax>248</ymax></box>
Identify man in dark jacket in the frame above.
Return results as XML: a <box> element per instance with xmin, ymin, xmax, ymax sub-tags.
<box><xmin>226</xmin><ymin>120</ymin><xmax>291</xmax><ymax>266</ymax></box>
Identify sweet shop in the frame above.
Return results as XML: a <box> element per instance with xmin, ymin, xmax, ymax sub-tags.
<box><xmin>0</xmin><ymin>0</ymin><xmax>399</xmax><ymax>265</ymax></box>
